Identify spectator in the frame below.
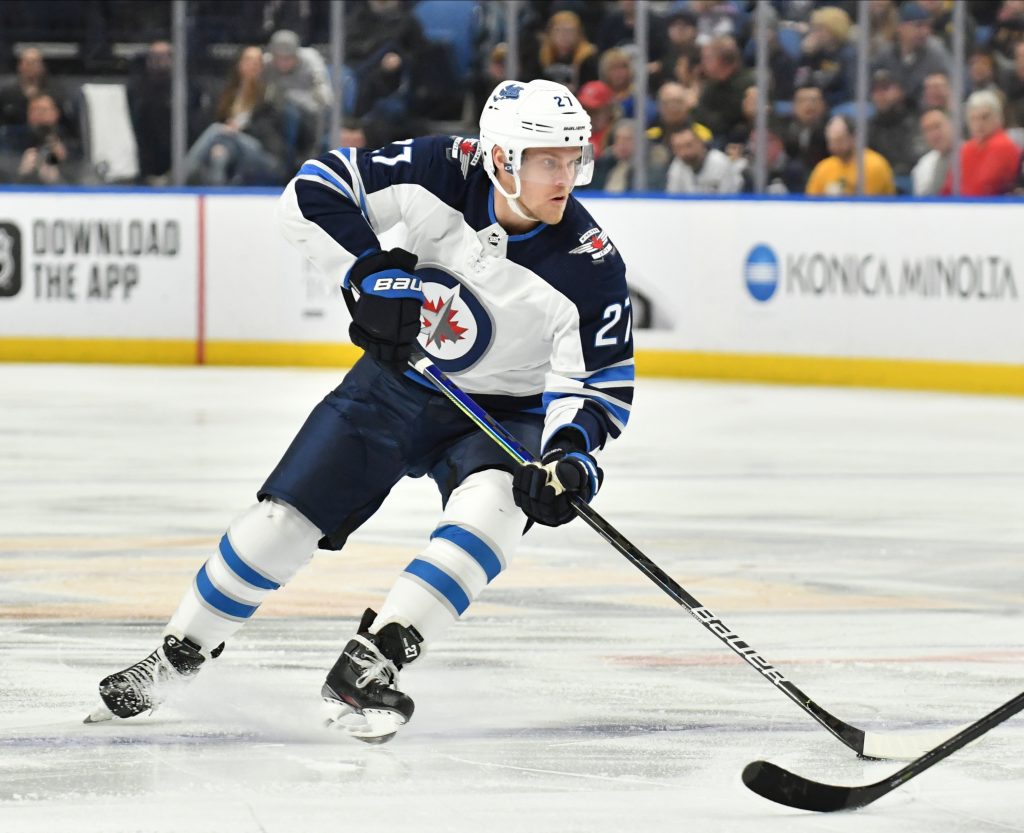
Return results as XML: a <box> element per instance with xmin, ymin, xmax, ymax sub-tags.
<box><xmin>911</xmin><ymin>107</ymin><xmax>954</xmax><ymax>195</ymax></box>
<box><xmin>869</xmin><ymin>70</ymin><xmax>925</xmax><ymax>177</ymax></box>
<box><xmin>263</xmin><ymin>29</ymin><xmax>330</xmax><ymax>152</ymax></box>
<box><xmin>868</xmin><ymin>0</ymin><xmax>900</xmax><ymax>60</ymax></box>
<box><xmin>689</xmin><ymin>0</ymin><xmax>743</xmax><ymax>46</ymax></box>
<box><xmin>578</xmin><ymin>81</ymin><xmax>618</xmax><ymax>159</ymax></box>
<box><xmin>692</xmin><ymin>36</ymin><xmax>753</xmax><ymax>141</ymax></box>
<box><xmin>668</xmin><ymin>43</ymin><xmax>704</xmax><ymax>106</ymax></box>
<box><xmin>941</xmin><ymin>89</ymin><xmax>1021</xmax><ymax>195</ymax></box>
<box><xmin>967</xmin><ymin>46</ymin><xmax>1004</xmax><ymax>95</ymax></box>
<box><xmin>538</xmin><ymin>11</ymin><xmax>598</xmax><ymax>92</ymax></box>
<box><xmin>665</xmin><ymin>123</ymin><xmax>742</xmax><ymax>194</ymax></box>
<box><xmin>474</xmin><ymin>42</ymin><xmax>509</xmax><ymax>118</ymax></box>
<box><xmin>920</xmin><ymin>71</ymin><xmax>952</xmax><ymax>112</ymax></box>
<box><xmin>739</xmin><ymin>127</ymin><xmax>807</xmax><ymax>194</ymax></box>
<box><xmin>651</xmin><ymin>10</ymin><xmax>699</xmax><ymax>88</ymax></box>
<box><xmin>591</xmin><ymin>117</ymin><xmax>669</xmax><ymax>192</ymax></box>
<box><xmin>806</xmin><ymin>115</ymin><xmax>896</xmax><ymax>195</ymax></box>
<box><xmin>781</xmin><ymin>84</ymin><xmax>829</xmax><ymax>187</ymax></box>
<box><xmin>991</xmin><ymin>0</ymin><xmax>1024</xmax><ymax>63</ymax></box>
<box><xmin>598</xmin><ymin>47</ymin><xmax>653</xmax><ymax>123</ymax></box>
<box><xmin>748</xmin><ymin>4</ymin><xmax>797</xmax><ymax>102</ymax></box>
<box><xmin>596</xmin><ymin>0</ymin><xmax>666</xmax><ymax>58</ymax></box>
<box><xmin>183</xmin><ymin>46</ymin><xmax>291</xmax><ymax>186</ymax></box>
<box><xmin>794</xmin><ymin>6</ymin><xmax>857</xmax><ymax>106</ymax></box>
<box><xmin>1006</xmin><ymin>41</ymin><xmax>1024</xmax><ymax>126</ymax></box>
<box><xmin>873</xmin><ymin>2</ymin><xmax>951</xmax><ymax>106</ymax></box>
<box><xmin>0</xmin><ymin>47</ymin><xmax>63</xmax><ymax>129</ymax></box>
<box><xmin>7</xmin><ymin>93</ymin><xmax>80</xmax><ymax>184</ymax></box>
<box><xmin>917</xmin><ymin>0</ymin><xmax>976</xmax><ymax>53</ymax></box>
<box><xmin>646</xmin><ymin>81</ymin><xmax>698</xmax><ymax>147</ymax></box>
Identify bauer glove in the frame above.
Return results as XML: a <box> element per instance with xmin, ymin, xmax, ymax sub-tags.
<box><xmin>512</xmin><ymin>446</ymin><xmax>603</xmax><ymax>527</ymax></box>
<box><xmin>345</xmin><ymin>247</ymin><xmax>424</xmax><ymax>370</ymax></box>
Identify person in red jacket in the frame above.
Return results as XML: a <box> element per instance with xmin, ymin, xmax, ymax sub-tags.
<box><xmin>942</xmin><ymin>89</ymin><xmax>1021</xmax><ymax>196</ymax></box>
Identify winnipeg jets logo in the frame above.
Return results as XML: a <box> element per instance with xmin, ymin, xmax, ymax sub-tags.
<box><xmin>569</xmin><ymin>227</ymin><xmax>615</xmax><ymax>262</ymax></box>
<box><xmin>449</xmin><ymin>136</ymin><xmax>482</xmax><ymax>179</ymax></box>
<box><xmin>421</xmin><ymin>291</ymin><xmax>469</xmax><ymax>348</ymax></box>
<box><xmin>494</xmin><ymin>83</ymin><xmax>524</xmax><ymax>101</ymax></box>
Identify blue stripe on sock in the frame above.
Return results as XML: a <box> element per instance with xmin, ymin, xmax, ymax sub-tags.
<box><xmin>219</xmin><ymin>534</ymin><xmax>280</xmax><ymax>590</ymax></box>
<box><xmin>196</xmin><ymin>564</ymin><xmax>258</xmax><ymax>619</ymax></box>
<box><xmin>404</xmin><ymin>558</ymin><xmax>470</xmax><ymax>615</ymax></box>
<box><xmin>430</xmin><ymin>524</ymin><xmax>502</xmax><ymax>583</ymax></box>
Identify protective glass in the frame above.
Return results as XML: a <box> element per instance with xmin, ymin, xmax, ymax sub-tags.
<box><xmin>517</xmin><ymin>145</ymin><xmax>594</xmax><ymax>187</ymax></box>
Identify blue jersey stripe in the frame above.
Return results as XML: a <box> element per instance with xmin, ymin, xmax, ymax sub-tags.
<box><xmin>297</xmin><ymin>163</ymin><xmax>360</xmax><ymax>209</ymax></box>
<box><xmin>196</xmin><ymin>564</ymin><xmax>259</xmax><ymax>619</ymax></box>
<box><xmin>218</xmin><ymin>534</ymin><xmax>280</xmax><ymax>590</ymax></box>
<box><xmin>574</xmin><ymin>364</ymin><xmax>635</xmax><ymax>385</ymax></box>
<box><xmin>543</xmin><ymin>391</ymin><xmax>631</xmax><ymax>427</ymax></box>
<box><xmin>404</xmin><ymin>558</ymin><xmax>470</xmax><ymax>615</ymax></box>
<box><xmin>431</xmin><ymin>524</ymin><xmax>502</xmax><ymax>583</ymax></box>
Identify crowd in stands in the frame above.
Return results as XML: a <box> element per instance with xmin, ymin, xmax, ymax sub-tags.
<box><xmin>1</xmin><ymin>0</ymin><xmax>1023</xmax><ymax>197</ymax></box>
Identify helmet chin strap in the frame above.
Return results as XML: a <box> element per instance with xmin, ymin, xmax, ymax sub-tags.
<box><xmin>505</xmin><ymin>193</ymin><xmax>540</xmax><ymax>222</ymax></box>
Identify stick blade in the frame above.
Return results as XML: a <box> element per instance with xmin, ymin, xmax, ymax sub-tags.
<box><xmin>742</xmin><ymin>760</ymin><xmax>882</xmax><ymax>812</ymax></box>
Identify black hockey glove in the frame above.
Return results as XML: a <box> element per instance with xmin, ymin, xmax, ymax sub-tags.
<box><xmin>512</xmin><ymin>446</ymin><xmax>603</xmax><ymax>527</ymax></box>
<box><xmin>345</xmin><ymin>247</ymin><xmax>424</xmax><ymax>370</ymax></box>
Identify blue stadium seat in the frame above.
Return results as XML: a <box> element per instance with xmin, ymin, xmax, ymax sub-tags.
<box><xmin>777</xmin><ymin>27</ymin><xmax>803</xmax><ymax>59</ymax></box>
<box><xmin>412</xmin><ymin>0</ymin><xmax>479</xmax><ymax>81</ymax></box>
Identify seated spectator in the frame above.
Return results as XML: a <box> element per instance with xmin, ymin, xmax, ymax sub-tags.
<box><xmin>991</xmin><ymin>1</ymin><xmax>1024</xmax><ymax>64</ymax></box>
<box><xmin>781</xmin><ymin>83</ymin><xmax>829</xmax><ymax>188</ymax></box>
<box><xmin>538</xmin><ymin>11</ymin><xmax>598</xmax><ymax>92</ymax></box>
<box><xmin>578</xmin><ymin>81</ymin><xmax>618</xmax><ymax>159</ymax></box>
<box><xmin>665</xmin><ymin>123</ymin><xmax>742</xmax><ymax>194</ymax></box>
<box><xmin>590</xmin><ymin>118</ymin><xmax>669</xmax><ymax>192</ymax></box>
<box><xmin>806</xmin><ymin>115</ymin><xmax>896</xmax><ymax>195</ymax></box>
<box><xmin>651</xmin><ymin>10</ymin><xmax>699</xmax><ymax>89</ymax></box>
<box><xmin>692</xmin><ymin>36</ymin><xmax>753</xmax><ymax>141</ymax></box>
<box><xmin>3</xmin><ymin>93</ymin><xmax>80</xmax><ymax>185</ymax></box>
<box><xmin>868</xmin><ymin>0</ymin><xmax>900</xmax><ymax>60</ymax></box>
<box><xmin>1007</xmin><ymin>41</ymin><xmax>1024</xmax><ymax>127</ymax></box>
<box><xmin>794</xmin><ymin>6</ymin><xmax>857</xmax><ymax>106</ymax></box>
<box><xmin>742</xmin><ymin>4</ymin><xmax>797</xmax><ymax>102</ymax></box>
<box><xmin>647</xmin><ymin>81</ymin><xmax>698</xmax><ymax>147</ymax></box>
<box><xmin>598</xmin><ymin>47</ymin><xmax>654</xmax><ymax>124</ymax></box>
<box><xmin>911</xmin><ymin>107</ymin><xmax>954</xmax><ymax>195</ymax></box>
<box><xmin>941</xmin><ymin>90</ymin><xmax>1021</xmax><ymax>195</ymax></box>
<box><xmin>0</xmin><ymin>48</ymin><xmax>66</xmax><ymax>130</ymax></box>
<box><xmin>690</xmin><ymin>0</ymin><xmax>743</xmax><ymax>46</ymax></box>
<box><xmin>740</xmin><ymin>127</ymin><xmax>806</xmax><ymax>194</ymax></box>
<box><xmin>918</xmin><ymin>0</ymin><xmax>975</xmax><ymax>52</ymax></box>
<box><xmin>183</xmin><ymin>46</ymin><xmax>292</xmax><ymax>186</ymax></box>
<box><xmin>873</xmin><ymin>2</ymin><xmax>951</xmax><ymax>106</ymax></box>
<box><xmin>596</xmin><ymin>0</ymin><xmax>666</xmax><ymax>57</ymax></box>
<box><xmin>968</xmin><ymin>46</ymin><xmax>1005</xmax><ymax>95</ymax></box>
<box><xmin>263</xmin><ymin>29</ymin><xmax>331</xmax><ymax>153</ymax></box>
<box><xmin>869</xmin><ymin>70</ymin><xmax>925</xmax><ymax>177</ymax></box>
<box><xmin>920</xmin><ymin>71</ymin><xmax>952</xmax><ymax>112</ymax></box>
<box><xmin>668</xmin><ymin>43</ymin><xmax>704</xmax><ymax>107</ymax></box>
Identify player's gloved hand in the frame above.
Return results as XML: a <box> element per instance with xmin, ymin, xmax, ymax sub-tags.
<box><xmin>346</xmin><ymin>247</ymin><xmax>424</xmax><ymax>370</ymax></box>
<box><xmin>512</xmin><ymin>446</ymin><xmax>603</xmax><ymax>527</ymax></box>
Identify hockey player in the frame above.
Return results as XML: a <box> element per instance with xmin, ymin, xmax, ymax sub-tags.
<box><xmin>90</xmin><ymin>79</ymin><xmax>634</xmax><ymax>742</ymax></box>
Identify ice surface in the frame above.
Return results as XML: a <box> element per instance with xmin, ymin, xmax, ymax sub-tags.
<box><xmin>1</xmin><ymin>364</ymin><xmax>1022</xmax><ymax>833</ymax></box>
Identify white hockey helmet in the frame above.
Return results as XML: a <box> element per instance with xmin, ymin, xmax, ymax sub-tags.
<box><xmin>479</xmin><ymin>79</ymin><xmax>594</xmax><ymax>201</ymax></box>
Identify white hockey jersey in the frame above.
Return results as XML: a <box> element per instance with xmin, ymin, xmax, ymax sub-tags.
<box><xmin>277</xmin><ymin>135</ymin><xmax>633</xmax><ymax>453</ymax></box>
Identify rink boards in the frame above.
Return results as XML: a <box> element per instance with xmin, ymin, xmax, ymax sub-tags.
<box><xmin>0</xmin><ymin>188</ymin><xmax>1021</xmax><ymax>394</ymax></box>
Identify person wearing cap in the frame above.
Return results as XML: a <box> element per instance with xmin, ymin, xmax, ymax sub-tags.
<box><xmin>872</xmin><ymin>1</ymin><xmax>951</xmax><ymax>105</ymax></box>
<box><xmin>263</xmin><ymin>29</ymin><xmax>332</xmax><ymax>148</ymax></box>
<box><xmin>577</xmin><ymin>80</ymin><xmax>618</xmax><ymax>158</ymax></box>
<box><xmin>805</xmin><ymin>114</ymin><xmax>896</xmax><ymax>196</ymax></box>
<box><xmin>868</xmin><ymin>69</ymin><xmax>925</xmax><ymax>178</ymax></box>
<box><xmin>794</xmin><ymin>6</ymin><xmax>857</xmax><ymax>106</ymax></box>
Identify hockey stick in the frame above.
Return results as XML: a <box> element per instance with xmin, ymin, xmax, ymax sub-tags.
<box><xmin>407</xmin><ymin>351</ymin><xmax>963</xmax><ymax>761</ymax></box>
<box><xmin>742</xmin><ymin>688</ymin><xmax>1024</xmax><ymax>811</ymax></box>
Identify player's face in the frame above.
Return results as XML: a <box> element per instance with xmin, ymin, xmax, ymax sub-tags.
<box><xmin>516</xmin><ymin>147</ymin><xmax>583</xmax><ymax>224</ymax></box>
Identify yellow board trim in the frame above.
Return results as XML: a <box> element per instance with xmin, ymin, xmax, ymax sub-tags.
<box><xmin>1</xmin><ymin>338</ymin><xmax>1022</xmax><ymax>396</ymax></box>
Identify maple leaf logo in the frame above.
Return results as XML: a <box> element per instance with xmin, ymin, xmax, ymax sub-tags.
<box><xmin>421</xmin><ymin>294</ymin><xmax>469</xmax><ymax>348</ymax></box>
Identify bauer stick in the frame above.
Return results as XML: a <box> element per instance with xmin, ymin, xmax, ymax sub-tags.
<box><xmin>742</xmin><ymin>688</ymin><xmax>1024</xmax><ymax>811</ymax></box>
<box><xmin>408</xmin><ymin>350</ymin><xmax>965</xmax><ymax>762</ymax></box>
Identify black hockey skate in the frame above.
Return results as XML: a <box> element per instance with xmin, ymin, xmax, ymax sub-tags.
<box><xmin>321</xmin><ymin>608</ymin><xmax>423</xmax><ymax>744</ymax></box>
<box><xmin>85</xmin><ymin>635</ymin><xmax>221</xmax><ymax>723</ymax></box>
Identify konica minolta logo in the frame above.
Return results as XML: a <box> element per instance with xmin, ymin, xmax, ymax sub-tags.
<box><xmin>744</xmin><ymin>244</ymin><xmax>779</xmax><ymax>302</ymax></box>
<box><xmin>744</xmin><ymin>244</ymin><xmax>1018</xmax><ymax>303</ymax></box>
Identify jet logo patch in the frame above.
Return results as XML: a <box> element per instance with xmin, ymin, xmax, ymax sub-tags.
<box><xmin>569</xmin><ymin>227</ymin><xmax>615</xmax><ymax>262</ymax></box>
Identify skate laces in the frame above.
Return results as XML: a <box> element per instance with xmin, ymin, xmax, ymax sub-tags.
<box><xmin>349</xmin><ymin>635</ymin><xmax>399</xmax><ymax>689</ymax></box>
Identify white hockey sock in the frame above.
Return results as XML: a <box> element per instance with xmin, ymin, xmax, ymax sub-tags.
<box><xmin>374</xmin><ymin>469</ymin><xmax>525</xmax><ymax>648</ymax></box>
<box><xmin>165</xmin><ymin>498</ymin><xmax>321</xmax><ymax>653</ymax></box>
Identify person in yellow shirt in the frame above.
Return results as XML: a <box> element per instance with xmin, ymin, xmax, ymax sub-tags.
<box><xmin>805</xmin><ymin>114</ymin><xmax>896</xmax><ymax>195</ymax></box>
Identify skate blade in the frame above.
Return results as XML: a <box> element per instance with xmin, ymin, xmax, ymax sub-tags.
<box><xmin>83</xmin><ymin>704</ymin><xmax>114</xmax><ymax>724</ymax></box>
<box><xmin>322</xmin><ymin>700</ymin><xmax>403</xmax><ymax>744</ymax></box>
